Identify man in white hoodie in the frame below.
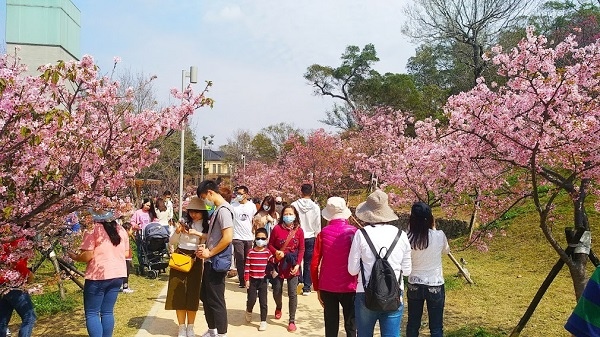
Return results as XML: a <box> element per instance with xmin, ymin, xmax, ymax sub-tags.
<box><xmin>291</xmin><ymin>184</ymin><xmax>321</xmax><ymax>295</ymax></box>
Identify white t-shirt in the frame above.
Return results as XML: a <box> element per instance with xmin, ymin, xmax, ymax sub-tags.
<box><xmin>231</xmin><ymin>201</ymin><xmax>256</xmax><ymax>241</ymax></box>
<box><xmin>169</xmin><ymin>220</ymin><xmax>204</xmax><ymax>251</ymax></box>
<box><xmin>347</xmin><ymin>224</ymin><xmax>412</xmax><ymax>293</ymax></box>
<box><xmin>408</xmin><ymin>229</ymin><xmax>450</xmax><ymax>286</ymax></box>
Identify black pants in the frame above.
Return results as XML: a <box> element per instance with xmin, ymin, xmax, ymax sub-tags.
<box><xmin>233</xmin><ymin>239</ymin><xmax>253</xmax><ymax>286</ymax></box>
<box><xmin>272</xmin><ymin>276</ymin><xmax>298</xmax><ymax>322</ymax></box>
<box><xmin>246</xmin><ymin>277</ymin><xmax>268</xmax><ymax>321</ymax></box>
<box><xmin>321</xmin><ymin>290</ymin><xmax>356</xmax><ymax>337</ymax></box>
<box><xmin>123</xmin><ymin>259</ymin><xmax>134</xmax><ymax>287</ymax></box>
<box><xmin>200</xmin><ymin>261</ymin><xmax>228</xmax><ymax>334</ymax></box>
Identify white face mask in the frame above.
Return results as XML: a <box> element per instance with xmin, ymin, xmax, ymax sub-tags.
<box><xmin>263</xmin><ymin>205</ymin><xmax>270</xmax><ymax>211</ymax></box>
<box><xmin>255</xmin><ymin>238</ymin><xmax>268</xmax><ymax>247</ymax></box>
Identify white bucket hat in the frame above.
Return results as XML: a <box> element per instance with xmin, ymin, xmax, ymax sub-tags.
<box><xmin>355</xmin><ymin>190</ymin><xmax>398</xmax><ymax>224</ymax></box>
<box><xmin>322</xmin><ymin>197</ymin><xmax>352</xmax><ymax>221</ymax></box>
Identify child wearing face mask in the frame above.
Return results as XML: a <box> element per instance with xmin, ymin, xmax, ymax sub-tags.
<box><xmin>243</xmin><ymin>228</ymin><xmax>273</xmax><ymax>331</ymax></box>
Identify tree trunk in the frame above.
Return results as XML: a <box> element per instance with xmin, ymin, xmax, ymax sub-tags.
<box><xmin>49</xmin><ymin>250</ymin><xmax>66</xmax><ymax>300</ymax></box>
<box><xmin>567</xmin><ymin>252</ymin><xmax>589</xmax><ymax>299</ymax></box>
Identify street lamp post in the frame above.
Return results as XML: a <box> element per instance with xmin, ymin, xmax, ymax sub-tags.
<box><xmin>178</xmin><ymin>66</ymin><xmax>197</xmax><ymax>220</ymax></box>
<box><xmin>200</xmin><ymin>135</ymin><xmax>214</xmax><ymax>183</ymax></box>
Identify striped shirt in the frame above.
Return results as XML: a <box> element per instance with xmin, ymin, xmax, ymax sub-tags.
<box><xmin>565</xmin><ymin>266</ymin><xmax>600</xmax><ymax>336</ymax></box>
<box><xmin>244</xmin><ymin>248</ymin><xmax>272</xmax><ymax>281</ymax></box>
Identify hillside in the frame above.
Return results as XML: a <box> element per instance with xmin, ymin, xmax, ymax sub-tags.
<box><xmin>437</xmin><ymin>196</ymin><xmax>599</xmax><ymax>336</ymax></box>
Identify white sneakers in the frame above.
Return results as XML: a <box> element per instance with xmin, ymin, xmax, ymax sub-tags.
<box><xmin>200</xmin><ymin>329</ymin><xmax>217</xmax><ymax>337</ymax></box>
<box><xmin>178</xmin><ymin>325</ymin><xmax>187</xmax><ymax>337</ymax></box>
<box><xmin>258</xmin><ymin>321</ymin><xmax>268</xmax><ymax>331</ymax></box>
<box><xmin>177</xmin><ymin>324</ymin><xmax>196</xmax><ymax>337</ymax></box>
<box><xmin>186</xmin><ymin>324</ymin><xmax>195</xmax><ymax>337</ymax></box>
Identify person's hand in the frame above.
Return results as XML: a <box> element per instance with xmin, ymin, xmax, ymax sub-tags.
<box><xmin>175</xmin><ymin>223</ymin><xmax>187</xmax><ymax>234</ymax></box>
<box><xmin>67</xmin><ymin>250</ymin><xmax>79</xmax><ymax>260</ymax></box>
<box><xmin>188</xmin><ymin>228</ymin><xmax>201</xmax><ymax>237</ymax></box>
<box><xmin>275</xmin><ymin>250</ymin><xmax>284</xmax><ymax>260</ymax></box>
<box><xmin>317</xmin><ymin>290</ymin><xmax>324</xmax><ymax>308</ymax></box>
<box><xmin>291</xmin><ymin>265</ymin><xmax>299</xmax><ymax>275</ymax></box>
<box><xmin>245</xmin><ymin>280</ymin><xmax>250</xmax><ymax>289</ymax></box>
<box><xmin>196</xmin><ymin>246</ymin><xmax>210</xmax><ymax>259</ymax></box>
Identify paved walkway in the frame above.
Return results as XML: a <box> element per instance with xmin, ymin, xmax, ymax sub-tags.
<box><xmin>134</xmin><ymin>277</ymin><xmax>335</xmax><ymax>337</ymax></box>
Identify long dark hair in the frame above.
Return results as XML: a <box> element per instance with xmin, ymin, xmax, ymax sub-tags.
<box><xmin>102</xmin><ymin>221</ymin><xmax>122</xmax><ymax>246</ymax></box>
<box><xmin>278</xmin><ymin>205</ymin><xmax>301</xmax><ymax>229</ymax></box>
<box><xmin>407</xmin><ymin>202</ymin><xmax>434</xmax><ymax>250</ymax></box>
<box><xmin>184</xmin><ymin>209</ymin><xmax>210</xmax><ymax>234</ymax></box>
<box><xmin>141</xmin><ymin>197</ymin><xmax>158</xmax><ymax>220</ymax></box>
<box><xmin>261</xmin><ymin>195</ymin><xmax>277</xmax><ymax>218</ymax></box>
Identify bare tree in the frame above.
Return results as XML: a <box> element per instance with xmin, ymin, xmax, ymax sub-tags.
<box><xmin>117</xmin><ymin>68</ymin><xmax>159</xmax><ymax>113</ymax></box>
<box><xmin>403</xmin><ymin>0</ymin><xmax>536</xmax><ymax>85</ymax></box>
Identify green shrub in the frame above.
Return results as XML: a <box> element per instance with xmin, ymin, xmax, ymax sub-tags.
<box><xmin>31</xmin><ymin>291</ymin><xmax>77</xmax><ymax>316</ymax></box>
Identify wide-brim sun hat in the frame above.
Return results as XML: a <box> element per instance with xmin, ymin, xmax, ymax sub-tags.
<box><xmin>89</xmin><ymin>209</ymin><xmax>118</xmax><ymax>223</ymax></box>
<box><xmin>322</xmin><ymin>196</ymin><xmax>352</xmax><ymax>220</ymax></box>
<box><xmin>186</xmin><ymin>196</ymin><xmax>206</xmax><ymax>211</ymax></box>
<box><xmin>355</xmin><ymin>190</ymin><xmax>398</xmax><ymax>224</ymax></box>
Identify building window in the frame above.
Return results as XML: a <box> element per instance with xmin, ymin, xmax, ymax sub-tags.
<box><xmin>212</xmin><ymin>164</ymin><xmax>216</xmax><ymax>173</ymax></box>
<box><xmin>218</xmin><ymin>164</ymin><xmax>222</xmax><ymax>174</ymax></box>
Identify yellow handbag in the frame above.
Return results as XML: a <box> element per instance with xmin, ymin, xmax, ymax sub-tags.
<box><xmin>169</xmin><ymin>252</ymin><xmax>194</xmax><ymax>272</ymax></box>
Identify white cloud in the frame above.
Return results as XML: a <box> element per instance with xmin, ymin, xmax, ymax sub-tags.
<box><xmin>204</xmin><ymin>4</ymin><xmax>243</xmax><ymax>22</ymax></box>
<box><xmin>73</xmin><ymin>0</ymin><xmax>416</xmax><ymax>147</ymax></box>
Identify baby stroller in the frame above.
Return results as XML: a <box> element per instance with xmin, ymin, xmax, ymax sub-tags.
<box><xmin>137</xmin><ymin>222</ymin><xmax>170</xmax><ymax>279</ymax></box>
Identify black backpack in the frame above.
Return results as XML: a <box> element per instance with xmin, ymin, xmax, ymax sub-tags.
<box><xmin>359</xmin><ymin>227</ymin><xmax>403</xmax><ymax>312</ymax></box>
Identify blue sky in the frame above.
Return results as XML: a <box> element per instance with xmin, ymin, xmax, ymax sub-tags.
<box><xmin>3</xmin><ymin>0</ymin><xmax>417</xmax><ymax>147</ymax></box>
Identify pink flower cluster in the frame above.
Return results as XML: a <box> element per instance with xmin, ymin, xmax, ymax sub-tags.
<box><xmin>0</xmin><ymin>54</ymin><xmax>213</xmax><ymax>287</ymax></box>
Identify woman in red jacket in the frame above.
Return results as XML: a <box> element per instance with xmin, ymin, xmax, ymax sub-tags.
<box><xmin>0</xmin><ymin>237</ymin><xmax>36</xmax><ymax>337</ymax></box>
<box><xmin>267</xmin><ymin>205</ymin><xmax>305</xmax><ymax>332</ymax></box>
<box><xmin>311</xmin><ymin>197</ymin><xmax>357</xmax><ymax>337</ymax></box>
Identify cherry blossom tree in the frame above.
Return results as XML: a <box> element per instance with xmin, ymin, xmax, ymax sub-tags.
<box><xmin>235</xmin><ymin>160</ymin><xmax>285</xmax><ymax>200</ymax></box>
<box><xmin>0</xmin><ymin>53</ymin><xmax>213</xmax><ymax>288</ymax></box>
<box><xmin>280</xmin><ymin>129</ymin><xmax>355</xmax><ymax>204</ymax></box>
<box><xmin>352</xmin><ymin>28</ymin><xmax>600</xmax><ymax>304</ymax></box>
<box><xmin>239</xmin><ymin>129</ymin><xmax>357</xmax><ymax>204</ymax></box>
<box><xmin>446</xmin><ymin>27</ymin><xmax>600</xmax><ymax>301</ymax></box>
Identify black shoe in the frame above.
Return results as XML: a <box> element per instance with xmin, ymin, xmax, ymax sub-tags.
<box><xmin>238</xmin><ymin>284</ymin><xmax>246</xmax><ymax>288</ymax></box>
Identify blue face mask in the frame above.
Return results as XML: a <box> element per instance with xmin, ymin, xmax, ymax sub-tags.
<box><xmin>282</xmin><ymin>215</ymin><xmax>296</xmax><ymax>224</ymax></box>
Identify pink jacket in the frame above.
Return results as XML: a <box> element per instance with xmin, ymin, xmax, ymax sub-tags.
<box><xmin>311</xmin><ymin>218</ymin><xmax>357</xmax><ymax>293</ymax></box>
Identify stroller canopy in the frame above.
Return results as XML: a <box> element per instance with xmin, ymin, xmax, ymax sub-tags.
<box><xmin>143</xmin><ymin>222</ymin><xmax>169</xmax><ymax>240</ymax></box>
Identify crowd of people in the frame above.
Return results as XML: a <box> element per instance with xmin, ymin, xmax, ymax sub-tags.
<box><xmin>163</xmin><ymin>182</ymin><xmax>453</xmax><ymax>337</ymax></box>
<box><xmin>2</xmin><ymin>180</ymin><xmax>599</xmax><ymax>337</ymax></box>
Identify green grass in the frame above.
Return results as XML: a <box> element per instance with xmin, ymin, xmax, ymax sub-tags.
<box><xmin>447</xmin><ymin>326</ymin><xmax>506</xmax><ymax>337</ymax></box>
<box><xmin>30</xmin><ymin>291</ymin><xmax>77</xmax><ymax>316</ymax></box>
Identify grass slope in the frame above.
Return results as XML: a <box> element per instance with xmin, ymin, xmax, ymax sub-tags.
<box><xmin>439</xmin><ymin>197</ymin><xmax>598</xmax><ymax>336</ymax></box>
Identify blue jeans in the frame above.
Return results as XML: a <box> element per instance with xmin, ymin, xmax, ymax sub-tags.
<box><xmin>0</xmin><ymin>289</ymin><xmax>36</xmax><ymax>337</ymax></box>
<box><xmin>406</xmin><ymin>283</ymin><xmax>445</xmax><ymax>337</ymax></box>
<box><xmin>354</xmin><ymin>292</ymin><xmax>403</xmax><ymax>337</ymax></box>
<box><xmin>83</xmin><ymin>278</ymin><xmax>123</xmax><ymax>337</ymax></box>
<box><xmin>301</xmin><ymin>237</ymin><xmax>315</xmax><ymax>292</ymax></box>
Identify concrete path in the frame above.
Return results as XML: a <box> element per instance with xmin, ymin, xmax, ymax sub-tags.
<box><xmin>134</xmin><ymin>276</ymin><xmax>338</xmax><ymax>337</ymax></box>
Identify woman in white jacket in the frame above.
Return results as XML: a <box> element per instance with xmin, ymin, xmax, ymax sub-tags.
<box><xmin>347</xmin><ymin>190</ymin><xmax>412</xmax><ymax>337</ymax></box>
<box><xmin>406</xmin><ymin>202</ymin><xmax>450</xmax><ymax>337</ymax></box>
